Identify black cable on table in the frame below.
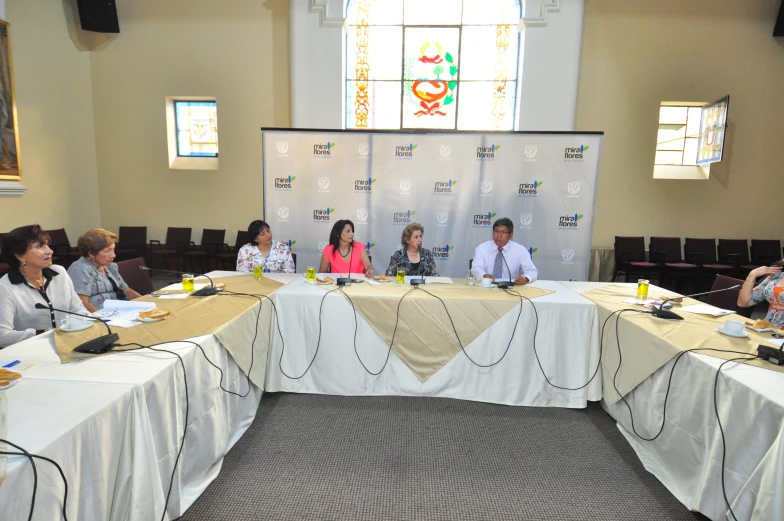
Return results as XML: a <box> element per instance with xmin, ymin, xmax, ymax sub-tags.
<box><xmin>0</xmin><ymin>438</ymin><xmax>38</xmax><ymax>521</ymax></box>
<box><xmin>337</xmin><ymin>285</ymin><xmax>417</xmax><ymax>375</ymax></box>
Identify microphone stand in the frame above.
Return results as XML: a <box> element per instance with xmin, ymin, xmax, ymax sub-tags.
<box><xmin>651</xmin><ymin>284</ymin><xmax>743</xmax><ymax>321</ymax></box>
<box><xmin>35</xmin><ymin>303</ymin><xmax>119</xmax><ymax>354</ymax></box>
<box><xmin>138</xmin><ymin>266</ymin><xmax>219</xmax><ymax>296</ymax></box>
<box><xmin>336</xmin><ymin>241</ymin><xmax>353</xmax><ymax>286</ymax></box>
<box><xmin>410</xmin><ymin>247</ymin><xmax>426</xmax><ymax>286</ymax></box>
<box><xmin>496</xmin><ymin>247</ymin><xmax>515</xmax><ymax>289</ymax></box>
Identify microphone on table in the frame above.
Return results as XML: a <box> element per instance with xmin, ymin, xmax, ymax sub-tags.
<box><xmin>35</xmin><ymin>303</ymin><xmax>119</xmax><ymax>354</ymax></box>
<box><xmin>496</xmin><ymin>247</ymin><xmax>515</xmax><ymax>289</ymax></box>
<box><xmin>651</xmin><ymin>284</ymin><xmax>743</xmax><ymax>321</ymax></box>
<box><xmin>757</xmin><ymin>343</ymin><xmax>784</xmax><ymax>366</ymax></box>
<box><xmin>138</xmin><ymin>266</ymin><xmax>220</xmax><ymax>296</ymax></box>
<box><xmin>337</xmin><ymin>241</ymin><xmax>354</xmax><ymax>286</ymax></box>
<box><xmin>410</xmin><ymin>249</ymin><xmax>426</xmax><ymax>286</ymax></box>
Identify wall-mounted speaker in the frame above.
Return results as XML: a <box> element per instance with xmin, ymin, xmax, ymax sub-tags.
<box><xmin>76</xmin><ymin>0</ymin><xmax>120</xmax><ymax>34</ymax></box>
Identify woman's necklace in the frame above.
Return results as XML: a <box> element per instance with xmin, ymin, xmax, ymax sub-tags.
<box><xmin>339</xmin><ymin>245</ymin><xmax>351</xmax><ymax>258</ymax></box>
<box><xmin>21</xmin><ymin>268</ymin><xmax>44</xmax><ymax>289</ymax></box>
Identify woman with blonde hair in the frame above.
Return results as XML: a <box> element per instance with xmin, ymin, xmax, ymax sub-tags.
<box><xmin>385</xmin><ymin>222</ymin><xmax>438</xmax><ymax>277</ymax></box>
<box><xmin>67</xmin><ymin>228</ymin><xmax>142</xmax><ymax>311</ymax></box>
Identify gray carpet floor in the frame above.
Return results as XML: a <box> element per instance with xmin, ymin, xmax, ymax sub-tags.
<box><xmin>177</xmin><ymin>393</ymin><xmax>708</xmax><ymax>521</ymax></box>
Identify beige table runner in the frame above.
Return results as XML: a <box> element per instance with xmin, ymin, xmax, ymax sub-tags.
<box><xmin>53</xmin><ymin>276</ymin><xmax>282</xmax><ymax>388</ymax></box>
<box><xmin>331</xmin><ymin>281</ymin><xmax>553</xmax><ymax>382</ymax></box>
<box><xmin>581</xmin><ymin>285</ymin><xmax>784</xmax><ymax>405</ymax></box>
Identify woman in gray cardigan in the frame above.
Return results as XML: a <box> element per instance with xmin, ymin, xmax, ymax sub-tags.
<box><xmin>384</xmin><ymin>222</ymin><xmax>439</xmax><ymax>277</ymax></box>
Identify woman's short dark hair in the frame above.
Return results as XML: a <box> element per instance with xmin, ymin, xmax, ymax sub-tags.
<box><xmin>1</xmin><ymin>224</ymin><xmax>50</xmax><ymax>269</ymax></box>
<box><xmin>493</xmin><ymin>217</ymin><xmax>514</xmax><ymax>234</ymax></box>
<box><xmin>401</xmin><ymin>222</ymin><xmax>424</xmax><ymax>247</ymax></box>
<box><xmin>328</xmin><ymin>220</ymin><xmax>354</xmax><ymax>251</ymax></box>
<box><xmin>247</xmin><ymin>220</ymin><xmax>270</xmax><ymax>246</ymax></box>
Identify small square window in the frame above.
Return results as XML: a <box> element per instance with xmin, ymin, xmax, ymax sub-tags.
<box><xmin>174</xmin><ymin>100</ymin><xmax>219</xmax><ymax>157</ymax></box>
<box><xmin>165</xmin><ymin>96</ymin><xmax>219</xmax><ymax>170</ymax></box>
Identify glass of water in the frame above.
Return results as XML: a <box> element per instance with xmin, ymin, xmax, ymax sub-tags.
<box><xmin>467</xmin><ymin>269</ymin><xmax>475</xmax><ymax>286</ymax></box>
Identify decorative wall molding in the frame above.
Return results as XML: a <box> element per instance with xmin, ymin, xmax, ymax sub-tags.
<box><xmin>308</xmin><ymin>0</ymin><xmax>347</xmax><ymax>28</ymax></box>
<box><xmin>519</xmin><ymin>0</ymin><xmax>560</xmax><ymax>28</ymax></box>
<box><xmin>0</xmin><ymin>180</ymin><xmax>28</xmax><ymax>197</ymax></box>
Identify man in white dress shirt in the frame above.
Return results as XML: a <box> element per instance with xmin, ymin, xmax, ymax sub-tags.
<box><xmin>471</xmin><ymin>217</ymin><xmax>538</xmax><ymax>285</ymax></box>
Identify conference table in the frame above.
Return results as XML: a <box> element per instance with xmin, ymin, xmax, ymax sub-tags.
<box><xmin>2</xmin><ymin>274</ymin><xmax>782</xmax><ymax>521</ymax></box>
<box><xmin>562</xmin><ymin>281</ymin><xmax>784</xmax><ymax>521</ymax></box>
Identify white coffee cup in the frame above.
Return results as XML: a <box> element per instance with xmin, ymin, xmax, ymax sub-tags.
<box><xmin>724</xmin><ymin>319</ymin><xmax>745</xmax><ymax>335</ymax></box>
<box><xmin>480</xmin><ymin>277</ymin><xmax>494</xmax><ymax>287</ymax></box>
<box><xmin>61</xmin><ymin>315</ymin><xmax>88</xmax><ymax>329</ymax></box>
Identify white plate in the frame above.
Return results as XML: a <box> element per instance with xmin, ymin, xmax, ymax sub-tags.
<box><xmin>716</xmin><ymin>327</ymin><xmax>750</xmax><ymax>338</ymax></box>
<box><xmin>59</xmin><ymin>322</ymin><xmax>93</xmax><ymax>332</ymax></box>
<box><xmin>0</xmin><ymin>378</ymin><xmax>20</xmax><ymax>391</ymax></box>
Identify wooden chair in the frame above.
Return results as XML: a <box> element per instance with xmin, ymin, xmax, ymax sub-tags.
<box><xmin>149</xmin><ymin>227</ymin><xmax>192</xmax><ymax>273</ymax></box>
<box><xmin>613</xmin><ymin>236</ymin><xmax>658</xmax><ymax>283</ymax></box>
<box><xmin>216</xmin><ymin>230</ymin><xmax>251</xmax><ymax>270</ymax></box>
<box><xmin>708</xmin><ymin>274</ymin><xmax>753</xmax><ymax>319</ymax></box>
<box><xmin>184</xmin><ymin>229</ymin><xmax>225</xmax><ymax>273</ymax></box>
<box><xmin>45</xmin><ymin>228</ymin><xmax>80</xmax><ymax>268</ymax></box>
<box><xmin>115</xmin><ymin>226</ymin><xmax>147</xmax><ymax>262</ymax></box>
<box><xmin>115</xmin><ymin>257</ymin><xmax>155</xmax><ymax>295</ymax></box>
<box><xmin>649</xmin><ymin>237</ymin><xmax>697</xmax><ymax>292</ymax></box>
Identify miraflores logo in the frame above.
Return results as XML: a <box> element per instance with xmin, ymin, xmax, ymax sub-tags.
<box><xmin>313</xmin><ymin>142</ymin><xmax>336</xmax><ymax>157</ymax></box>
<box><xmin>439</xmin><ymin>145</ymin><xmax>452</xmax><ymax>158</ymax></box>
<box><xmin>395</xmin><ymin>143</ymin><xmax>417</xmax><ymax>159</ymax></box>
<box><xmin>558</xmin><ymin>213</ymin><xmax>584</xmax><ymax>229</ymax></box>
<box><xmin>562</xmin><ymin>249</ymin><xmax>576</xmax><ymax>262</ymax></box>
<box><xmin>476</xmin><ymin>144</ymin><xmax>500</xmax><ymax>160</ymax></box>
<box><xmin>524</xmin><ymin>145</ymin><xmax>537</xmax><ymax>161</ymax></box>
<box><xmin>287</xmin><ymin>240</ymin><xmax>296</xmax><ymax>249</ymax></box>
<box><xmin>277</xmin><ymin>207</ymin><xmax>290</xmax><ymax>221</ymax></box>
<box><xmin>318</xmin><ymin>177</ymin><xmax>330</xmax><ymax>192</ymax></box>
<box><xmin>528</xmin><ymin>247</ymin><xmax>539</xmax><ymax>256</ymax></box>
<box><xmin>276</xmin><ymin>141</ymin><xmax>288</xmax><ymax>155</ymax></box>
<box><xmin>433</xmin><ymin>244</ymin><xmax>454</xmax><ymax>260</ymax></box>
<box><xmin>354</xmin><ymin>178</ymin><xmax>377</xmax><ymax>192</ymax></box>
<box><xmin>318</xmin><ymin>241</ymin><xmax>328</xmax><ymax>252</ymax></box>
<box><xmin>567</xmin><ymin>182</ymin><xmax>581</xmax><ymax>197</ymax></box>
<box><xmin>393</xmin><ymin>210</ymin><xmax>415</xmax><ymax>225</ymax></box>
<box><xmin>520</xmin><ymin>213</ymin><xmax>533</xmax><ymax>228</ymax></box>
<box><xmin>436</xmin><ymin>211</ymin><xmax>449</xmax><ymax>226</ymax></box>
<box><xmin>434</xmin><ymin>179</ymin><xmax>458</xmax><ymax>195</ymax></box>
<box><xmin>473</xmin><ymin>211</ymin><xmax>497</xmax><ymax>227</ymax></box>
<box><xmin>358</xmin><ymin>143</ymin><xmax>370</xmax><ymax>156</ymax></box>
<box><xmin>356</xmin><ymin>209</ymin><xmax>369</xmax><ymax>223</ymax></box>
<box><xmin>313</xmin><ymin>208</ymin><xmax>335</xmax><ymax>222</ymax></box>
<box><xmin>519</xmin><ymin>180</ymin><xmax>543</xmax><ymax>196</ymax></box>
<box><xmin>364</xmin><ymin>241</ymin><xmax>375</xmax><ymax>251</ymax></box>
<box><xmin>399</xmin><ymin>179</ymin><xmax>412</xmax><ymax>194</ymax></box>
<box><xmin>480</xmin><ymin>180</ymin><xmax>493</xmax><ymax>195</ymax></box>
<box><xmin>274</xmin><ymin>175</ymin><xmax>296</xmax><ymax>191</ymax></box>
<box><xmin>564</xmin><ymin>145</ymin><xmax>589</xmax><ymax>162</ymax></box>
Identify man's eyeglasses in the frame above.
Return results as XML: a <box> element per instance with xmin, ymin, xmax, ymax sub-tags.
<box><xmin>493</xmin><ymin>230</ymin><xmax>511</xmax><ymax>236</ymax></box>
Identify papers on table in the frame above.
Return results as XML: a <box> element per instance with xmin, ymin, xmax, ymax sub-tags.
<box><xmin>679</xmin><ymin>304</ymin><xmax>734</xmax><ymax>317</ymax></box>
<box><xmin>157</xmin><ymin>293</ymin><xmax>190</xmax><ymax>299</ymax></box>
<box><xmin>93</xmin><ymin>300</ymin><xmax>157</xmax><ymax>327</ymax></box>
<box><xmin>622</xmin><ymin>298</ymin><xmax>655</xmax><ymax>306</ymax></box>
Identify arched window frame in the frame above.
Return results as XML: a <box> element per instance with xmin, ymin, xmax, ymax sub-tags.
<box><xmin>343</xmin><ymin>0</ymin><xmax>523</xmax><ymax>131</ymax></box>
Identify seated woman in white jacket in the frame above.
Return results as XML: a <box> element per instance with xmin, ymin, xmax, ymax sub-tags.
<box><xmin>0</xmin><ymin>224</ymin><xmax>90</xmax><ymax>349</ymax></box>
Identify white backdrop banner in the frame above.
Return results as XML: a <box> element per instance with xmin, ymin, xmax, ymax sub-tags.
<box><xmin>262</xmin><ymin>130</ymin><xmax>603</xmax><ymax>280</ymax></box>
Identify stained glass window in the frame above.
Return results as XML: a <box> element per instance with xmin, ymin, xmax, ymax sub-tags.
<box><xmin>345</xmin><ymin>0</ymin><xmax>522</xmax><ymax>131</ymax></box>
<box><xmin>174</xmin><ymin>100</ymin><xmax>219</xmax><ymax>157</ymax></box>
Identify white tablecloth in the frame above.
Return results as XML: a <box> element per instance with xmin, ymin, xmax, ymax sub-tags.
<box><xmin>263</xmin><ymin>277</ymin><xmax>601</xmax><ymax>407</ymax></box>
<box><xmin>563</xmin><ymin>281</ymin><xmax>784</xmax><ymax>521</ymax></box>
<box><xmin>0</xmin><ymin>316</ymin><xmax>262</xmax><ymax>520</ymax></box>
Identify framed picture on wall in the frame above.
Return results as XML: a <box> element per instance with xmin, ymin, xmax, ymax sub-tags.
<box><xmin>0</xmin><ymin>19</ymin><xmax>22</xmax><ymax>181</ymax></box>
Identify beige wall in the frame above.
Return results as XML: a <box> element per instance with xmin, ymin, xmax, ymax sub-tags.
<box><xmin>0</xmin><ymin>0</ymin><xmax>101</xmax><ymax>239</ymax></box>
<box><xmin>90</xmin><ymin>0</ymin><xmax>290</xmax><ymax>244</ymax></box>
<box><xmin>578</xmin><ymin>0</ymin><xmax>784</xmax><ymax>248</ymax></box>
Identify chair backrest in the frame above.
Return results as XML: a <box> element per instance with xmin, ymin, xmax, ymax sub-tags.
<box><xmin>234</xmin><ymin>230</ymin><xmax>250</xmax><ymax>250</ymax></box>
<box><xmin>708</xmin><ymin>275</ymin><xmax>753</xmax><ymax>318</ymax></box>
<box><xmin>684</xmin><ymin>238</ymin><xmax>718</xmax><ymax>264</ymax></box>
<box><xmin>291</xmin><ymin>252</ymin><xmax>297</xmax><ymax>271</ymax></box>
<box><xmin>200</xmin><ymin>229</ymin><xmax>225</xmax><ymax>251</ymax></box>
<box><xmin>118</xmin><ymin>226</ymin><xmax>147</xmax><ymax>247</ymax></box>
<box><xmin>469</xmin><ymin>258</ymin><xmax>473</xmax><ymax>270</ymax></box>
<box><xmin>649</xmin><ymin>237</ymin><xmax>683</xmax><ymax>263</ymax></box>
<box><xmin>717</xmin><ymin>239</ymin><xmax>751</xmax><ymax>264</ymax></box>
<box><xmin>750</xmin><ymin>239</ymin><xmax>782</xmax><ymax>265</ymax></box>
<box><xmin>164</xmin><ymin>227</ymin><xmax>192</xmax><ymax>249</ymax></box>
<box><xmin>115</xmin><ymin>257</ymin><xmax>155</xmax><ymax>295</ymax></box>
<box><xmin>45</xmin><ymin>228</ymin><xmax>71</xmax><ymax>247</ymax></box>
<box><xmin>614</xmin><ymin>236</ymin><xmax>647</xmax><ymax>263</ymax></box>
